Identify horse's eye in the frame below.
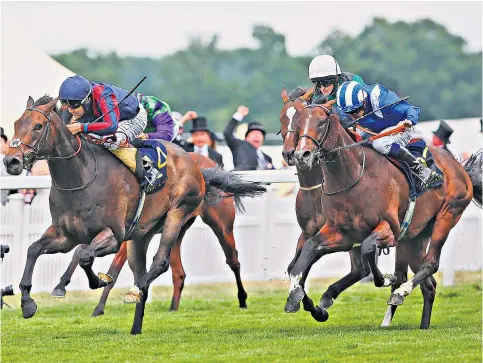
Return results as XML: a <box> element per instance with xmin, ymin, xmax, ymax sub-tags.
<box><xmin>34</xmin><ymin>124</ymin><xmax>42</xmax><ymax>131</ymax></box>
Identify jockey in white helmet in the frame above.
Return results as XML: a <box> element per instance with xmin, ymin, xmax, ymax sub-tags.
<box><xmin>308</xmin><ymin>55</ymin><xmax>366</xmax><ymax>127</ymax></box>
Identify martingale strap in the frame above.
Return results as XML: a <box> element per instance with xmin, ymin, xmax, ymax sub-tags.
<box><xmin>398</xmin><ymin>196</ymin><xmax>417</xmax><ymax>241</ymax></box>
<box><xmin>124</xmin><ymin>191</ymin><xmax>146</xmax><ymax>240</ymax></box>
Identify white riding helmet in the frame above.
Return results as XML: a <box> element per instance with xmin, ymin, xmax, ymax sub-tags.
<box><xmin>308</xmin><ymin>55</ymin><xmax>341</xmax><ymax>81</ymax></box>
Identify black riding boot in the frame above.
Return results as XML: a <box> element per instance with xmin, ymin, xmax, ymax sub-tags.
<box><xmin>395</xmin><ymin>147</ymin><xmax>443</xmax><ymax>187</ymax></box>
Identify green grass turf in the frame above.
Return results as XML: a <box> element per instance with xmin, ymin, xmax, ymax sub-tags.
<box><xmin>1</xmin><ymin>276</ymin><xmax>481</xmax><ymax>363</ymax></box>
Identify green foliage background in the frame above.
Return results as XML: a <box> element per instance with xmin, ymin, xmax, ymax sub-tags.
<box><xmin>52</xmin><ymin>18</ymin><xmax>482</xmax><ymax>133</ymax></box>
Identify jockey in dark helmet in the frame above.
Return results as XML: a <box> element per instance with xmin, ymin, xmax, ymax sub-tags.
<box><xmin>308</xmin><ymin>54</ymin><xmax>366</xmax><ymax>128</ymax></box>
<box><xmin>336</xmin><ymin>80</ymin><xmax>443</xmax><ymax>187</ymax></box>
<box><xmin>59</xmin><ymin>74</ymin><xmax>160</xmax><ymax>187</ymax></box>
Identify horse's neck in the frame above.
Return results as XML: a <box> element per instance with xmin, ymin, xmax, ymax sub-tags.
<box><xmin>321</xmin><ymin>124</ymin><xmax>364</xmax><ymax>192</ymax></box>
<box><xmin>296</xmin><ymin>162</ymin><xmax>323</xmax><ymax>188</ymax></box>
<box><xmin>47</xmin><ymin>131</ymin><xmax>95</xmax><ymax>190</ymax></box>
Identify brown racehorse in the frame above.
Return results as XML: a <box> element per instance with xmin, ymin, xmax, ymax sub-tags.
<box><xmin>279</xmin><ymin>88</ymin><xmax>394</xmax><ymax>318</ymax></box>
<box><xmin>51</xmin><ymin>153</ymin><xmax>248</xmax><ymax>315</ymax></box>
<box><xmin>286</xmin><ymin>104</ymin><xmax>481</xmax><ymax>328</ymax></box>
<box><xmin>3</xmin><ymin>96</ymin><xmax>265</xmax><ymax>334</ymax></box>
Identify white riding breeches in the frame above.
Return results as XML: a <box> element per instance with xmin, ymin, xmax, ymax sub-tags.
<box><xmin>372</xmin><ymin>125</ymin><xmax>414</xmax><ymax>155</ymax></box>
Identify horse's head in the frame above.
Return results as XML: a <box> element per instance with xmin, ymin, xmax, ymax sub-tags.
<box><xmin>293</xmin><ymin>100</ymin><xmax>337</xmax><ymax>170</ymax></box>
<box><xmin>4</xmin><ymin>95</ymin><xmax>62</xmax><ymax>175</ymax></box>
<box><xmin>279</xmin><ymin>87</ymin><xmax>313</xmax><ymax>165</ymax></box>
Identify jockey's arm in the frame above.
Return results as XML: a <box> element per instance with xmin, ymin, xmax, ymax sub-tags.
<box><xmin>392</xmin><ymin>101</ymin><xmax>420</xmax><ymax>126</ymax></box>
<box><xmin>81</xmin><ymin>93</ymin><xmax>119</xmax><ymax>135</ymax></box>
<box><xmin>145</xmin><ymin>111</ymin><xmax>174</xmax><ymax>141</ymax></box>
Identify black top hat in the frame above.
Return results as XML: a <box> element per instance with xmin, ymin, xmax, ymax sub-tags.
<box><xmin>191</xmin><ymin>116</ymin><xmax>210</xmax><ymax>133</ymax></box>
<box><xmin>245</xmin><ymin>121</ymin><xmax>266</xmax><ymax>138</ymax></box>
<box><xmin>433</xmin><ymin>120</ymin><xmax>453</xmax><ymax>144</ymax></box>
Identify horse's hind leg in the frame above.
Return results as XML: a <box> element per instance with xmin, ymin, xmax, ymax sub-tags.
<box><xmin>169</xmin><ymin>217</ymin><xmax>196</xmax><ymax>312</ymax></box>
<box><xmin>201</xmin><ymin>201</ymin><xmax>248</xmax><ymax>308</ymax></box>
<box><xmin>389</xmin><ymin>211</ymin><xmax>464</xmax><ymax>306</ymax></box>
<box><xmin>79</xmin><ymin>227</ymin><xmax>119</xmax><ymax>290</ymax></box>
<box><xmin>52</xmin><ymin>244</ymin><xmax>88</xmax><ymax>298</ymax></box>
<box><xmin>319</xmin><ymin>246</ymin><xmax>370</xmax><ymax>309</ymax></box>
<box><xmin>92</xmin><ymin>241</ymin><xmax>128</xmax><ymax>317</ymax></box>
<box><xmin>125</xmin><ymin>239</ymin><xmax>149</xmax><ymax>335</ymax></box>
<box><xmin>19</xmin><ymin>225</ymin><xmax>78</xmax><ymax>319</ymax></box>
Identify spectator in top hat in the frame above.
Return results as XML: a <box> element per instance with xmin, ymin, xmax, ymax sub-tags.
<box><xmin>182</xmin><ymin>116</ymin><xmax>224</xmax><ymax>168</ymax></box>
<box><xmin>223</xmin><ymin>106</ymin><xmax>275</xmax><ymax>171</ymax></box>
<box><xmin>432</xmin><ymin>120</ymin><xmax>454</xmax><ymax>156</ymax></box>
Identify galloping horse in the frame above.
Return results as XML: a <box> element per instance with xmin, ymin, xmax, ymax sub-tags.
<box><xmin>279</xmin><ymin>87</ymin><xmax>393</xmax><ymax>318</ymax></box>
<box><xmin>52</xmin><ymin>153</ymin><xmax>248</xmax><ymax>315</ymax></box>
<box><xmin>3</xmin><ymin>96</ymin><xmax>265</xmax><ymax>334</ymax></box>
<box><xmin>286</xmin><ymin>103</ymin><xmax>481</xmax><ymax>328</ymax></box>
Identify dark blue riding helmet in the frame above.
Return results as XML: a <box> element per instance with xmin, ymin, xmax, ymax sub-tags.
<box><xmin>59</xmin><ymin>75</ymin><xmax>91</xmax><ymax>101</ymax></box>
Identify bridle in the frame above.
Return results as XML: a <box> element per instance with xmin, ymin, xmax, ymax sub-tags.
<box><xmin>296</xmin><ymin>104</ymin><xmax>366</xmax><ymax>195</ymax></box>
<box><xmin>9</xmin><ymin>106</ymin><xmax>98</xmax><ymax>191</ymax></box>
<box><xmin>278</xmin><ymin>98</ymin><xmax>306</xmax><ymax>140</ymax></box>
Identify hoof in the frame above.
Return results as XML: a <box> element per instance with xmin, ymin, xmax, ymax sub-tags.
<box><xmin>310</xmin><ymin>306</ymin><xmax>329</xmax><ymax>322</ymax></box>
<box><xmin>284</xmin><ymin>286</ymin><xmax>304</xmax><ymax>313</ymax></box>
<box><xmin>124</xmin><ymin>286</ymin><xmax>141</xmax><ymax>304</ymax></box>
<box><xmin>97</xmin><ymin>272</ymin><xmax>113</xmax><ymax>285</ymax></box>
<box><xmin>92</xmin><ymin>307</ymin><xmax>105</xmax><ymax>317</ymax></box>
<box><xmin>130</xmin><ymin>328</ymin><xmax>142</xmax><ymax>335</ymax></box>
<box><xmin>239</xmin><ymin>303</ymin><xmax>247</xmax><ymax>309</ymax></box>
<box><xmin>319</xmin><ymin>295</ymin><xmax>334</xmax><ymax>309</ymax></box>
<box><xmin>388</xmin><ymin>293</ymin><xmax>405</xmax><ymax>306</ymax></box>
<box><xmin>51</xmin><ymin>288</ymin><xmax>66</xmax><ymax>298</ymax></box>
<box><xmin>21</xmin><ymin>299</ymin><xmax>38</xmax><ymax>319</ymax></box>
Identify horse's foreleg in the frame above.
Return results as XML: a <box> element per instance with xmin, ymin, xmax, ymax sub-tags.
<box><xmin>79</xmin><ymin>227</ymin><xmax>119</xmax><ymax>290</ymax></box>
<box><xmin>169</xmin><ymin>218</ymin><xmax>195</xmax><ymax>312</ymax></box>
<box><xmin>19</xmin><ymin>225</ymin><xmax>78</xmax><ymax>319</ymax></box>
<box><xmin>52</xmin><ymin>244</ymin><xmax>88</xmax><ymax>298</ymax></box>
<box><xmin>319</xmin><ymin>246</ymin><xmax>371</xmax><ymax>309</ymax></box>
<box><xmin>285</xmin><ymin>225</ymin><xmax>348</xmax><ymax>315</ymax></box>
<box><xmin>92</xmin><ymin>241</ymin><xmax>128</xmax><ymax>317</ymax></box>
<box><xmin>361</xmin><ymin>220</ymin><xmax>397</xmax><ymax>287</ymax></box>
<box><xmin>388</xmin><ymin>213</ymin><xmax>459</xmax><ymax>307</ymax></box>
<box><xmin>381</xmin><ymin>243</ymin><xmax>408</xmax><ymax>327</ymax></box>
<box><xmin>287</xmin><ymin>233</ymin><xmax>307</xmax><ymax>276</ymax></box>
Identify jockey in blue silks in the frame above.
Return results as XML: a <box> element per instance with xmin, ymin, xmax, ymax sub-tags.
<box><xmin>336</xmin><ymin>81</ymin><xmax>443</xmax><ymax>187</ymax></box>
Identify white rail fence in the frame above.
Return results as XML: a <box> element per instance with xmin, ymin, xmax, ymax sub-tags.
<box><xmin>0</xmin><ymin>172</ymin><xmax>481</xmax><ymax>294</ymax></box>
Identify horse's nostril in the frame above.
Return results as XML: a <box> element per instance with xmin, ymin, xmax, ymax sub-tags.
<box><xmin>10</xmin><ymin>158</ymin><xmax>21</xmax><ymax>167</ymax></box>
<box><xmin>302</xmin><ymin>151</ymin><xmax>311</xmax><ymax>159</ymax></box>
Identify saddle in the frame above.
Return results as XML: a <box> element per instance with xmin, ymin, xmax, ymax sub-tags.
<box><xmin>88</xmin><ymin>135</ymin><xmax>168</xmax><ymax>195</ymax></box>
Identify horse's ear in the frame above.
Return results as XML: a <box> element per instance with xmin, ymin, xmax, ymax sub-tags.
<box><xmin>281</xmin><ymin>87</ymin><xmax>289</xmax><ymax>104</ymax></box>
<box><xmin>302</xmin><ymin>88</ymin><xmax>314</xmax><ymax>101</ymax></box>
<box><xmin>26</xmin><ymin>96</ymin><xmax>34</xmax><ymax>108</ymax></box>
<box><xmin>46</xmin><ymin>97</ymin><xmax>59</xmax><ymax>111</ymax></box>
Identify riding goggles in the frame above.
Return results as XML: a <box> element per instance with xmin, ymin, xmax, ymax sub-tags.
<box><xmin>60</xmin><ymin>89</ymin><xmax>91</xmax><ymax>109</ymax></box>
<box><xmin>316</xmin><ymin>77</ymin><xmax>337</xmax><ymax>87</ymax></box>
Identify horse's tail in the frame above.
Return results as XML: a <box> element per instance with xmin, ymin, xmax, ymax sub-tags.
<box><xmin>462</xmin><ymin>149</ymin><xmax>483</xmax><ymax>208</ymax></box>
<box><xmin>200</xmin><ymin>166</ymin><xmax>267</xmax><ymax>213</ymax></box>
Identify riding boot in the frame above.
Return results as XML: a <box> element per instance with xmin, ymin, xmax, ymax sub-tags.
<box><xmin>395</xmin><ymin>147</ymin><xmax>443</xmax><ymax>187</ymax></box>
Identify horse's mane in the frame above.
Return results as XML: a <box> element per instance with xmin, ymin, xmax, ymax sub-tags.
<box><xmin>289</xmin><ymin>86</ymin><xmax>309</xmax><ymax>100</ymax></box>
<box><xmin>34</xmin><ymin>94</ymin><xmax>54</xmax><ymax>106</ymax></box>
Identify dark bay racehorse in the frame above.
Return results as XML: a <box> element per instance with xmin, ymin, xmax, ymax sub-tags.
<box><xmin>286</xmin><ymin>104</ymin><xmax>481</xmax><ymax>328</ymax></box>
<box><xmin>3</xmin><ymin>96</ymin><xmax>265</xmax><ymax>334</ymax></box>
<box><xmin>279</xmin><ymin>88</ymin><xmax>393</xmax><ymax>318</ymax></box>
<box><xmin>52</xmin><ymin>153</ymin><xmax>248</xmax><ymax>315</ymax></box>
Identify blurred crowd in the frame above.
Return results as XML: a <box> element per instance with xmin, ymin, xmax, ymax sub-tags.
<box><xmin>1</xmin><ymin>111</ymin><xmax>481</xmax><ymax>205</ymax></box>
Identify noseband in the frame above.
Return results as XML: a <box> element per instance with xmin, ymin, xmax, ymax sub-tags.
<box><xmin>297</xmin><ymin>104</ymin><xmax>332</xmax><ymax>161</ymax></box>
<box><xmin>10</xmin><ymin>107</ymin><xmax>82</xmax><ymax>170</ymax></box>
